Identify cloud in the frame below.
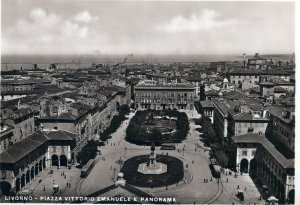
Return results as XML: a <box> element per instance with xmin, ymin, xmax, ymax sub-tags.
<box><xmin>2</xmin><ymin>8</ymin><xmax>101</xmax><ymax>54</ymax></box>
<box><xmin>157</xmin><ymin>9</ymin><xmax>237</xmax><ymax>32</ymax></box>
<box><xmin>8</xmin><ymin>8</ymin><xmax>92</xmax><ymax>41</ymax></box>
<box><xmin>73</xmin><ymin>11</ymin><xmax>98</xmax><ymax>23</ymax></box>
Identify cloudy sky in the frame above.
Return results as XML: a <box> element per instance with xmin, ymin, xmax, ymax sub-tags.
<box><xmin>1</xmin><ymin>0</ymin><xmax>295</xmax><ymax>55</ymax></box>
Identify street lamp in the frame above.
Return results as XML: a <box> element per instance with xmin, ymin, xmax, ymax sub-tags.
<box><xmin>112</xmin><ymin>167</ymin><xmax>117</xmax><ymax>180</ymax></box>
<box><xmin>116</xmin><ymin>156</ymin><xmax>124</xmax><ymax>170</ymax></box>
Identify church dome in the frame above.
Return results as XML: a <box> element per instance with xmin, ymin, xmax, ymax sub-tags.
<box><xmin>223</xmin><ymin>78</ymin><xmax>229</xmax><ymax>83</ymax></box>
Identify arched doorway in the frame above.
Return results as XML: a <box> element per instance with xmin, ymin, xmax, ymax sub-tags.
<box><xmin>21</xmin><ymin>174</ymin><xmax>26</xmax><ymax>188</ymax></box>
<box><xmin>0</xmin><ymin>181</ymin><xmax>11</xmax><ymax>196</ymax></box>
<box><xmin>51</xmin><ymin>155</ymin><xmax>59</xmax><ymax>167</ymax></box>
<box><xmin>240</xmin><ymin>158</ymin><xmax>249</xmax><ymax>173</ymax></box>
<box><xmin>288</xmin><ymin>189</ymin><xmax>295</xmax><ymax>204</ymax></box>
<box><xmin>30</xmin><ymin>167</ymin><xmax>35</xmax><ymax>180</ymax></box>
<box><xmin>15</xmin><ymin>178</ymin><xmax>21</xmax><ymax>192</ymax></box>
<box><xmin>43</xmin><ymin>157</ymin><xmax>46</xmax><ymax>169</ymax></box>
<box><xmin>26</xmin><ymin>170</ymin><xmax>30</xmax><ymax>184</ymax></box>
<box><xmin>60</xmin><ymin>155</ymin><xmax>68</xmax><ymax>167</ymax></box>
<box><xmin>249</xmin><ymin>159</ymin><xmax>258</xmax><ymax>176</ymax></box>
<box><xmin>35</xmin><ymin>163</ymin><xmax>39</xmax><ymax>176</ymax></box>
<box><xmin>39</xmin><ymin>160</ymin><xmax>43</xmax><ymax>172</ymax></box>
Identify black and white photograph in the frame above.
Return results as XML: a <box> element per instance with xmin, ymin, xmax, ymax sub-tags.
<box><xmin>0</xmin><ymin>0</ymin><xmax>297</xmax><ymax>204</ymax></box>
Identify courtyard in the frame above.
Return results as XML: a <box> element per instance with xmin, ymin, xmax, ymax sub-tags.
<box><xmin>11</xmin><ymin>110</ymin><xmax>262</xmax><ymax>204</ymax></box>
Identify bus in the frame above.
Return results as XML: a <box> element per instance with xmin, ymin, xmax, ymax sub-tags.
<box><xmin>80</xmin><ymin>159</ymin><xmax>95</xmax><ymax>178</ymax></box>
<box><xmin>161</xmin><ymin>143</ymin><xmax>176</xmax><ymax>150</ymax></box>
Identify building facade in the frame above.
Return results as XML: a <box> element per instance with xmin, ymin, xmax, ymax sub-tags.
<box><xmin>135</xmin><ymin>84</ymin><xmax>195</xmax><ymax>110</ymax></box>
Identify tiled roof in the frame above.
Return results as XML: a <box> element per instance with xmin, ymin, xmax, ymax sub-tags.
<box><xmin>274</xmin><ymin>87</ymin><xmax>287</xmax><ymax>93</ymax></box>
<box><xmin>44</xmin><ymin>130</ymin><xmax>76</xmax><ymax>141</ymax></box>
<box><xmin>200</xmin><ymin>100</ymin><xmax>214</xmax><ymax>108</ymax></box>
<box><xmin>0</xmin><ymin>132</ymin><xmax>48</xmax><ymax>164</ymax></box>
<box><xmin>213</xmin><ymin>100</ymin><xmax>240</xmax><ymax>116</ymax></box>
<box><xmin>205</xmin><ymin>89</ymin><xmax>219</xmax><ymax>96</ymax></box>
<box><xmin>233</xmin><ymin>133</ymin><xmax>294</xmax><ymax>168</ymax></box>
<box><xmin>0</xmin><ymin>131</ymin><xmax>76</xmax><ymax>164</ymax></box>
<box><xmin>259</xmin><ymin>81</ymin><xmax>275</xmax><ymax>86</ymax></box>
<box><xmin>267</xmin><ymin>106</ymin><xmax>294</xmax><ymax>124</ymax></box>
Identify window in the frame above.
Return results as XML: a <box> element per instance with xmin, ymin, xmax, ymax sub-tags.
<box><xmin>242</xmin><ymin>150</ymin><xmax>247</xmax><ymax>156</ymax></box>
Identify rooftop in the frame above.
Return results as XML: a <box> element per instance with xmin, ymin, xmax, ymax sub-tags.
<box><xmin>199</xmin><ymin>100</ymin><xmax>214</xmax><ymax>108</ymax></box>
<box><xmin>0</xmin><ymin>131</ymin><xmax>76</xmax><ymax>164</ymax></box>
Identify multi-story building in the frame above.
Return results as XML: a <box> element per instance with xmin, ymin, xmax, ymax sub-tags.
<box><xmin>0</xmin><ymin>79</ymin><xmax>51</xmax><ymax>92</ymax></box>
<box><xmin>233</xmin><ymin>133</ymin><xmax>294</xmax><ymax>203</ymax></box>
<box><xmin>228</xmin><ymin>69</ymin><xmax>291</xmax><ymax>90</ymax></box>
<box><xmin>267</xmin><ymin>106</ymin><xmax>295</xmax><ymax>151</ymax></box>
<box><xmin>198</xmin><ymin>101</ymin><xmax>214</xmax><ymax>123</ymax></box>
<box><xmin>134</xmin><ymin>83</ymin><xmax>195</xmax><ymax>110</ymax></box>
<box><xmin>0</xmin><ymin>130</ymin><xmax>77</xmax><ymax>195</ymax></box>
<box><xmin>212</xmin><ymin>99</ymin><xmax>240</xmax><ymax>138</ymax></box>
<box><xmin>0</xmin><ymin>123</ymin><xmax>14</xmax><ymax>153</ymax></box>
<box><xmin>3</xmin><ymin>108</ymin><xmax>36</xmax><ymax>143</ymax></box>
<box><xmin>186</xmin><ymin>77</ymin><xmax>202</xmax><ymax>101</ymax></box>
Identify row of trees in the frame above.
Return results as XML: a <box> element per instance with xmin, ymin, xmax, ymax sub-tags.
<box><xmin>76</xmin><ymin>105</ymin><xmax>130</xmax><ymax>166</ymax></box>
<box><xmin>76</xmin><ymin>140</ymin><xmax>98</xmax><ymax>167</ymax></box>
<box><xmin>196</xmin><ymin>117</ymin><xmax>236</xmax><ymax>170</ymax></box>
<box><xmin>126</xmin><ymin>109</ymin><xmax>189</xmax><ymax>145</ymax></box>
<box><xmin>100</xmin><ymin>104</ymin><xmax>130</xmax><ymax>141</ymax></box>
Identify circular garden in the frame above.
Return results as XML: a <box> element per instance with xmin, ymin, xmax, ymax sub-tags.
<box><xmin>125</xmin><ymin>109</ymin><xmax>189</xmax><ymax>145</ymax></box>
<box><xmin>121</xmin><ymin>155</ymin><xmax>184</xmax><ymax>187</ymax></box>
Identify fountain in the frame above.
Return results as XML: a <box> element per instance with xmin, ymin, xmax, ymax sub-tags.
<box><xmin>137</xmin><ymin>142</ymin><xmax>167</xmax><ymax>174</ymax></box>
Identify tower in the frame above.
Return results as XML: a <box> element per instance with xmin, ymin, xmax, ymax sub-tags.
<box><xmin>243</xmin><ymin>53</ymin><xmax>247</xmax><ymax>67</ymax></box>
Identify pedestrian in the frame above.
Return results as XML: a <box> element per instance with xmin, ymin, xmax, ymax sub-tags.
<box><xmin>237</xmin><ymin>185</ymin><xmax>240</xmax><ymax>189</ymax></box>
<box><xmin>244</xmin><ymin>187</ymin><xmax>247</xmax><ymax>191</ymax></box>
<box><xmin>203</xmin><ymin>179</ymin><xmax>205</xmax><ymax>183</ymax></box>
<box><xmin>67</xmin><ymin>182</ymin><xmax>69</xmax><ymax>187</ymax></box>
<box><xmin>226</xmin><ymin>178</ymin><xmax>229</xmax><ymax>183</ymax></box>
<box><xmin>210</xmin><ymin>177</ymin><xmax>212</xmax><ymax>181</ymax></box>
<box><xmin>69</xmin><ymin>183</ymin><xmax>71</xmax><ymax>188</ymax></box>
<box><xmin>63</xmin><ymin>171</ymin><xmax>64</xmax><ymax>176</ymax></box>
<box><xmin>114</xmin><ymin>143</ymin><xmax>115</xmax><ymax>146</ymax></box>
<box><xmin>43</xmin><ymin>185</ymin><xmax>46</xmax><ymax>191</ymax></box>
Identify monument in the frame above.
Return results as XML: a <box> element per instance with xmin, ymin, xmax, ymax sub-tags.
<box><xmin>115</xmin><ymin>172</ymin><xmax>126</xmax><ymax>186</ymax></box>
<box><xmin>137</xmin><ymin>142</ymin><xmax>167</xmax><ymax>174</ymax></box>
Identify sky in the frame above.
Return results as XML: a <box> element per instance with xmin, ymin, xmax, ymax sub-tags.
<box><xmin>1</xmin><ymin>0</ymin><xmax>295</xmax><ymax>55</ymax></box>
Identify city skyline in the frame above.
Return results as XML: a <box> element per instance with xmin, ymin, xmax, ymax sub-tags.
<box><xmin>1</xmin><ymin>0</ymin><xmax>295</xmax><ymax>55</ymax></box>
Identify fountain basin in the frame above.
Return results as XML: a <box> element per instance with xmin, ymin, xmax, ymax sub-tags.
<box><xmin>137</xmin><ymin>162</ymin><xmax>167</xmax><ymax>175</ymax></box>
